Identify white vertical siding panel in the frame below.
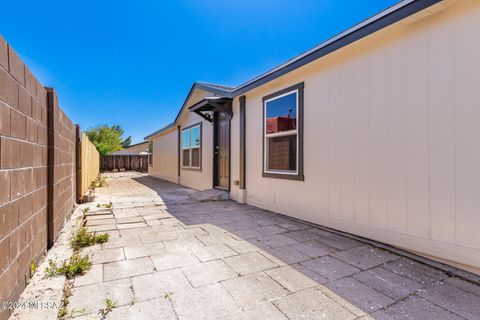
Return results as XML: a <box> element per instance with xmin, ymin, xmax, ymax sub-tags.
<box><xmin>327</xmin><ymin>65</ymin><xmax>342</xmax><ymax>218</ymax></box>
<box><xmin>312</xmin><ymin>70</ymin><xmax>330</xmax><ymax>215</ymax></box>
<box><xmin>454</xmin><ymin>3</ymin><xmax>480</xmax><ymax>248</ymax></box>
<box><xmin>303</xmin><ymin>73</ymin><xmax>319</xmax><ymax>213</ymax></box>
<box><xmin>368</xmin><ymin>39</ymin><xmax>388</xmax><ymax>228</ymax></box>
<box><xmin>339</xmin><ymin>57</ymin><xmax>356</xmax><ymax>221</ymax></box>
<box><xmin>353</xmin><ymin>51</ymin><xmax>371</xmax><ymax>225</ymax></box>
<box><xmin>385</xmin><ymin>30</ymin><xmax>408</xmax><ymax>232</ymax></box>
<box><xmin>427</xmin><ymin>12</ymin><xmax>456</xmax><ymax>243</ymax></box>
<box><xmin>405</xmin><ymin>21</ymin><xmax>430</xmax><ymax>237</ymax></box>
<box><xmin>239</xmin><ymin>0</ymin><xmax>480</xmax><ymax>272</ymax></box>
<box><xmin>246</xmin><ymin>94</ymin><xmax>264</xmax><ymax>203</ymax></box>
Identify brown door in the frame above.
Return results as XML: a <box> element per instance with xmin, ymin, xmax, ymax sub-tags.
<box><xmin>215</xmin><ymin>112</ymin><xmax>230</xmax><ymax>189</ymax></box>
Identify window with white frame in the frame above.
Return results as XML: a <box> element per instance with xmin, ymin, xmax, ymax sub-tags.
<box><xmin>182</xmin><ymin>123</ymin><xmax>201</xmax><ymax>169</ymax></box>
<box><xmin>263</xmin><ymin>83</ymin><xmax>304</xmax><ymax>180</ymax></box>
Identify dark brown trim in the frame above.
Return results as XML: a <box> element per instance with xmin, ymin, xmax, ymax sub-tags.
<box><xmin>46</xmin><ymin>88</ymin><xmax>55</xmax><ymax>248</ymax></box>
<box><xmin>181</xmin><ymin>122</ymin><xmax>202</xmax><ymax>171</ymax></box>
<box><xmin>262</xmin><ymin>82</ymin><xmax>304</xmax><ymax>181</ymax></box>
<box><xmin>75</xmin><ymin>125</ymin><xmax>82</xmax><ymax>203</ymax></box>
<box><xmin>212</xmin><ymin>113</ymin><xmax>217</xmax><ymax>188</ymax></box>
<box><xmin>228</xmin><ymin>115</ymin><xmax>231</xmax><ymax>192</ymax></box>
<box><xmin>212</xmin><ymin>111</ymin><xmax>232</xmax><ymax>191</ymax></box>
<box><xmin>239</xmin><ymin>96</ymin><xmax>246</xmax><ymax>190</ymax></box>
<box><xmin>177</xmin><ymin>126</ymin><xmax>181</xmax><ymax>177</ymax></box>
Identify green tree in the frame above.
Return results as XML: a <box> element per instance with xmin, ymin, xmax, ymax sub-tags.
<box><xmin>85</xmin><ymin>124</ymin><xmax>131</xmax><ymax>155</ymax></box>
<box><xmin>121</xmin><ymin>136</ymin><xmax>132</xmax><ymax>148</ymax></box>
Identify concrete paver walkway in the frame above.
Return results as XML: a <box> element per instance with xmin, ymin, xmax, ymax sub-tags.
<box><xmin>66</xmin><ymin>172</ymin><xmax>480</xmax><ymax>320</ymax></box>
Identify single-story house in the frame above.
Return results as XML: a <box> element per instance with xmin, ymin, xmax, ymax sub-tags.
<box><xmin>111</xmin><ymin>141</ymin><xmax>149</xmax><ymax>155</ymax></box>
<box><xmin>145</xmin><ymin>0</ymin><xmax>480</xmax><ymax>275</ymax></box>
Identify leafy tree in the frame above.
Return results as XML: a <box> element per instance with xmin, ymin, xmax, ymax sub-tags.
<box><xmin>121</xmin><ymin>136</ymin><xmax>132</xmax><ymax>148</ymax></box>
<box><xmin>85</xmin><ymin>124</ymin><xmax>131</xmax><ymax>155</ymax></box>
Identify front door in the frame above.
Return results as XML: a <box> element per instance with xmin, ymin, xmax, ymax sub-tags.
<box><xmin>215</xmin><ymin>112</ymin><xmax>230</xmax><ymax>189</ymax></box>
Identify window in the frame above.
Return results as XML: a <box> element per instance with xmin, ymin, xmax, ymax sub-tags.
<box><xmin>148</xmin><ymin>142</ymin><xmax>153</xmax><ymax>166</ymax></box>
<box><xmin>182</xmin><ymin>123</ymin><xmax>202</xmax><ymax>169</ymax></box>
<box><xmin>263</xmin><ymin>82</ymin><xmax>304</xmax><ymax>180</ymax></box>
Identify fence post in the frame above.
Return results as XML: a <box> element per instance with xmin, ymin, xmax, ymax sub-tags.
<box><xmin>46</xmin><ymin>88</ymin><xmax>55</xmax><ymax>249</ymax></box>
<box><xmin>75</xmin><ymin>125</ymin><xmax>82</xmax><ymax>202</ymax></box>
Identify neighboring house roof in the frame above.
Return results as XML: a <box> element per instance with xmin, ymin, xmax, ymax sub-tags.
<box><xmin>111</xmin><ymin>141</ymin><xmax>149</xmax><ymax>155</ymax></box>
<box><xmin>145</xmin><ymin>0</ymin><xmax>442</xmax><ymax>140</ymax></box>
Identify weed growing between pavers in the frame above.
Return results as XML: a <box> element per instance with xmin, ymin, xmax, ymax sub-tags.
<box><xmin>98</xmin><ymin>177</ymin><xmax>107</xmax><ymax>187</ymax></box>
<box><xmin>96</xmin><ymin>201</ymin><xmax>112</xmax><ymax>209</ymax></box>
<box><xmin>58</xmin><ymin>280</ymin><xmax>73</xmax><ymax>319</ymax></box>
<box><xmin>98</xmin><ymin>298</ymin><xmax>116</xmax><ymax>319</ymax></box>
<box><xmin>91</xmin><ymin>176</ymin><xmax>108</xmax><ymax>189</ymax></box>
<box><xmin>70</xmin><ymin>227</ymin><xmax>110</xmax><ymax>251</ymax></box>
<box><xmin>46</xmin><ymin>254</ymin><xmax>92</xmax><ymax>279</ymax></box>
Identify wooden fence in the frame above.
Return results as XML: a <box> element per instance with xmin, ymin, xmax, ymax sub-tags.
<box><xmin>76</xmin><ymin>130</ymin><xmax>100</xmax><ymax>201</ymax></box>
<box><xmin>101</xmin><ymin>155</ymin><xmax>149</xmax><ymax>173</ymax></box>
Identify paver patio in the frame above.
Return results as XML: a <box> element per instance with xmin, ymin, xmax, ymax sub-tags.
<box><xmin>64</xmin><ymin>172</ymin><xmax>479</xmax><ymax>319</ymax></box>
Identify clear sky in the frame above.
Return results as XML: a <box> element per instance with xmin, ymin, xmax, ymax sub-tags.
<box><xmin>1</xmin><ymin>0</ymin><xmax>399</xmax><ymax>143</ymax></box>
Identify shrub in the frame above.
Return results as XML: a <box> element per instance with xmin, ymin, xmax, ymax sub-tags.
<box><xmin>70</xmin><ymin>228</ymin><xmax>110</xmax><ymax>251</ymax></box>
<box><xmin>46</xmin><ymin>254</ymin><xmax>92</xmax><ymax>279</ymax></box>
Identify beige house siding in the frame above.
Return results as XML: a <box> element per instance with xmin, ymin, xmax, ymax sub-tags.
<box><xmin>146</xmin><ymin>0</ymin><xmax>480</xmax><ymax>274</ymax></box>
<box><xmin>148</xmin><ymin>89</ymin><xmax>217</xmax><ymax>190</ymax></box>
<box><xmin>229</xmin><ymin>0</ymin><xmax>480</xmax><ymax>274</ymax></box>
<box><xmin>149</xmin><ymin>128</ymin><xmax>178</xmax><ymax>184</ymax></box>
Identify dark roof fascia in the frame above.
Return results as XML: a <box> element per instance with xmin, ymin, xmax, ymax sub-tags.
<box><xmin>144</xmin><ymin>82</ymin><xmax>233</xmax><ymax>139</ymax></box>
<box><xmin>230</xmin><ymin>0</ymin><xmax>443</xmax><ymax>97</ymax></box>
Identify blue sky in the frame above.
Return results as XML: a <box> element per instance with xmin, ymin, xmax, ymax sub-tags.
<box><xmin>1</xmin><ymin>0</ymin><xmax>398</xmax><ymax>143</ymax></box>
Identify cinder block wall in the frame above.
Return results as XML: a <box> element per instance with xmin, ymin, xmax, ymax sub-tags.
<box><xmin>47</xmin><ymin>88</ymin><xmax>76</xmax><ymax>244</ymax></box>
<box><xmin>0</xmin><ymin>35</ymin><xmax>76</xmax><ymax>319</ymax></box>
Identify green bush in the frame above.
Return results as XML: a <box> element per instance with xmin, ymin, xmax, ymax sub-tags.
<box><xmin>46</xmin><ymin>254</ymin><xmax>92</xmax><ymax>279</ymax></box>
<box><xmin>70</xmin><ymin>228</ymin><xmax>110</xmax><ymax>251</ymax></box>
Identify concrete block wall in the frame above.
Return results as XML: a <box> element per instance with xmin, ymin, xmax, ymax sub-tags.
<box><xmin>0</xmin><ymin>35</ymin><xmax>76</xmax><ymax>319</ymax></box>
<box><xmin>47</xmin><ymin>88</ymin><xmax>76</xmax><ymax>245</ymax></box>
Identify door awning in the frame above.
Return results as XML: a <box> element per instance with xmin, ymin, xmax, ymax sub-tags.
<box><xmin>188</xmin><ymin>97</ymin><xmax>233</xmax><ymax>122</ymax></box>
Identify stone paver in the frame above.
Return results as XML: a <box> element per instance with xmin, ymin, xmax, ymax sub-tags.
<box><xmin>151</xmin><ymin>251</ymin><xmax>199</xmax><ymax>271</ymax></box>
<box><xmin>265</xmin><ymin>265</ymin><xmax>317</xmax><ymax>292</ymax></box>
<box><xmin>417</xmin><ymin>282</ymin><xmax>480</xmax><ymax>320</ymax></box>
<box><xmin>123</xmin><ymin>242</ymin><xmax>165</xmax><ymax>259</ymax></box>
<box><xmin>67</xmin><ymin>278</ymin><xmax>133</xmax><ymax>316</ymax></box>
<box><xmin>182</xmin><ymin>260</ymin><xmax>237</xmax><ymax>287</ymax></box>
<box><xmin>333</xmin><ymin>245</ymin><xmax>398</xmax><ymax>270</ymax></box>
<box><xmin>289</xmin><ymin>240</ymin><xmax>333</xmax><ymax>258</ymax></box>
<box><xmin>105</xmin><ymin>298</ymin><xmax>177</xmax><ymax>320</ymax></box>
<box><xmin>190</xmin><ymin>243</ymin><xmax>238</xmax><ymax>262</ymax></box>
<box><xmin>55</xmin><ymin>172</ymin><xmax>480</xmax><ymax>320</ymax></box>
<box><xmin>265</xmin><ymin>245</ymin><xmax>310</xmax><ymax>264</ymax></box>
<box><xmin>222</xmin><ymin>272</ymin><xmax>288</xmax><ymax>310</ymax></box>
<box><xmin>353</xmin><ymin>266</ymin><xmax>424</xmax><ymax>300</ymax></box>
<box><xmin>301</xmin><ymin>256</ymin><xmax>360</xmax><ymax>280</ymax></box>
<box><xmin>170</xmin><ymin>283</ymin><xmax>241</xmax><ymax>320</ymax></box>
<box><xmin>326</xmin><ymin>277</ymin><xmax>395</xmax><ymax>312</ymax></box>
<box><xmin>103</xmin><ymin>257</ymin><xmax>155</xmax><ymax>281</ymax></box>
<box><xmin>88</xmin><ymin>247</ymin><xmax>125</xmax><ymax>264</ymax></box>
<box><xmin>371</xmin><ymin>295</ymin><xmax>465</xmax><ymax>320</ymax></box>
<box><xmin>273</xmin><ymin>288</ymin><xmax>357</xmax><ymax>320</ymax></box>
<box><xmin>131</xmin><ymin>269</ymin><xmax>192</xmax><ymax>301</ymax></box>
<box><xmin>223</xmin><ymin>251</ymin><xmax>278</xmax><ymax>275</ymax></box>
